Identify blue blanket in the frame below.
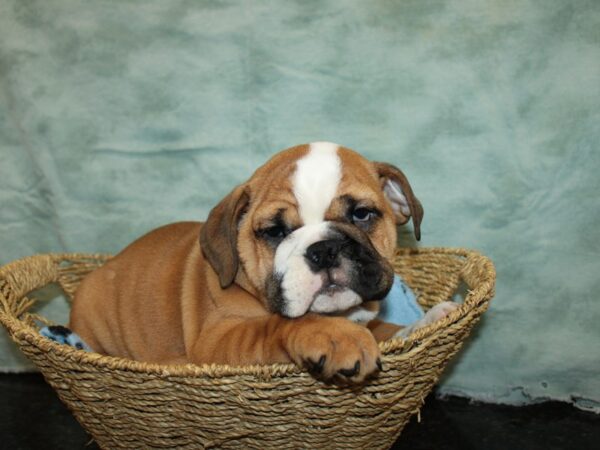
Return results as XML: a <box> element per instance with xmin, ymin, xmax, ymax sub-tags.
<box><xmin>379</xmin><ymin>275</ymin><xmax>424</xmax><ymax>326</ymax></box>
<box><xmin>39</xmin><ymin>325</ymin><xmax>92</xmax><ymax>352</ymax></box>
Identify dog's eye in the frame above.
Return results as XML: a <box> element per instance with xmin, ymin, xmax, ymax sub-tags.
<box><xmin>262</xmin><ymin>225</ymin><xmax>288</xmax><ymax>239</ymax></box>
<box><xmin>352</xmin><ymin>207</ymin><xmax>375</xmax><ymax>223</ymax></box>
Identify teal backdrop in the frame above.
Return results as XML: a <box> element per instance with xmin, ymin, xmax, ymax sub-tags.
<box><xmin>1</xmin><ymin>0</ymin><xmax>599</xmax><ymax>411</ymax></box>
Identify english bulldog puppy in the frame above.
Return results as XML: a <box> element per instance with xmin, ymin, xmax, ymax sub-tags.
<box><xmin>70</xmin><ymin>142</ymin><xmax>453</xmax><ymax>382</ymax></box>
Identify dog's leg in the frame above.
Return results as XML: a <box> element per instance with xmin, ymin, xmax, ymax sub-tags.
<box><xmin>191</xmin><ymin>313</ymin><xmax>381</xmax><ymax>382</ymax></box>
<box><xmin>366</xmin><ymin>319</ymin><xmax>402</xmax><ymax>342</ymax></box>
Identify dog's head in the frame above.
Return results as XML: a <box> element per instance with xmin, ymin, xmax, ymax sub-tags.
<box><xmin>200</xmin><ymin>142</ymin><xmax>423</xmax><ymax>318</ymax></box>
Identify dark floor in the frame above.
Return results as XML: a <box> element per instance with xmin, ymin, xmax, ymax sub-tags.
<box><xmin>1</xmin><ymin>373</ymin><xmax>598</xmax><ymax>450</ymax></box>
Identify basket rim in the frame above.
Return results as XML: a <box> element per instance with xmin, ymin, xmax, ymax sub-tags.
<box><xmin>0</xmin><ymin>247</ymin><xmax>496</xmax><ymax>379</ymax></box>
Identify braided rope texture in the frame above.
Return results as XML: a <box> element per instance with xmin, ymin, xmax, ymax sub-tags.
<box><xmin>0</xmin><ymin>248</ymin><xmax>495</xmax><ymax>449</ymax></box>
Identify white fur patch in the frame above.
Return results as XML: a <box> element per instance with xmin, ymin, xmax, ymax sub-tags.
<box><xmin>311</xmin><ymin>290</ymin><xmax>362</xmax><ymax>314</ymax></box>
<box><xmin>293</xmin><ymin>142</ymin><xmax>341</xmax><ymax>225</ymax></box>
<box><xmin>343</xmin><ymin>306</ymin><xmax>379</xmax><ymax>324</ymax></box>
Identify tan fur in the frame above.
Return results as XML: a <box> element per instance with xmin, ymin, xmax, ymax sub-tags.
<box><xmin>70</xmin><ymin>144</ymin><xmax>422</xmax><ymax>381</ymax></box>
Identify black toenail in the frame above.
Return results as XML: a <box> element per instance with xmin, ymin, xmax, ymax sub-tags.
<box><xmin>307</xmin><ymin>355</ymin><xmax>326</xmax><ymax>374</ymax></box>
<box><xmin>338</xmin><ymin>360</ymin><xmax>360</xmax><ymax>377</ymax></box>
<box><xmin>316</xmin><ymin>355</ymin><xmax>326</xmax><ymax>371</ymax></box>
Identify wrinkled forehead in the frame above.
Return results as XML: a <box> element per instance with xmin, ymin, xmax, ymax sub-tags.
<box><xmin>249</xmin><ymin>142</ymin><xmax>381</xmax><ymax>224</ymax></box>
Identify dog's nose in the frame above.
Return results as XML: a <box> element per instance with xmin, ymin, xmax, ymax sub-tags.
<box><xmin>305</xmin><ymin>240</ymin><xmax>342</xmax><ymax>271</ymax></box>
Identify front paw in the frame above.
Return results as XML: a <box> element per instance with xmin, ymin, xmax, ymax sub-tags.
<box><xmin>288</xmin><ymin>316</ymin><xmax>381</xmax><ymax>383</ymax></box>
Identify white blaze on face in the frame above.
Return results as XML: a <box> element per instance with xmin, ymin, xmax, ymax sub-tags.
<box><xmin>272</xmin><ymin>142</ymin><xmax>362</xmax><ymax>317</ymax></box>
<box><xmin>293</xmin><ymin>141</ymin><xmax>341</xmax><ymax>225</ymax></box>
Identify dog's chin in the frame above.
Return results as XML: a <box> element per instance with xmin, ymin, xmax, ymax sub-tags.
<box><xmin>277</xmin><ymin>285</ymin><xmax>362</xmax><ymax>318</ymax></box>
<box><xmin>309</xmin><ymin>287</ymin><xmax>362</xmax><ymax>314</ymax></box>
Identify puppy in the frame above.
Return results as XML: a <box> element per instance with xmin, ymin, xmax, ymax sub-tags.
<box><xmin>70</xmin><ymin>142</ymin><xmax>453</xmax><ymax>382</ymax></box>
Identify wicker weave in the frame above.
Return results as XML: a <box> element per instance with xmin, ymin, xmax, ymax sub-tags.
<box><xmin>0</xmin><ymin>248</ymin><xmax>495</xmax><ymax>449</ymax></box>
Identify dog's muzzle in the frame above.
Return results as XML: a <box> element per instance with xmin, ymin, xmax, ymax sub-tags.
<box><xmin>305</xmin><ymin>237</ymin><xmax>388</xmax><ymax>300</ymax></box>
<box><xmin>267</xmin><ymin>222</ymin><xmax>394</xmax><ymax>318</ymax></box>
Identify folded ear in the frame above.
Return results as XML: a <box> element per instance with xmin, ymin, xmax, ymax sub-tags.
<box><xmin>199</xmin><ymin>184</ymin><xmax>250</xmax><ymax>288</ymax></box>
<box><xmin>373</xmin><ymin>162</ymin><xmax>424</xmax><ymax>241</ymax></box>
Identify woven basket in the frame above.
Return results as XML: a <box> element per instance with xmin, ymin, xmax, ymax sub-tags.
<box><xmin>0</xmin><ymin>248</ymin><xmax>495</xmax><ymax>449</ymax></box>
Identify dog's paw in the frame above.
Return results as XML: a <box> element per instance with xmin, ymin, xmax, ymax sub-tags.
<box><xmin>394</xmin><ymin>301</ymin><xmax>459</xmax><ymax>339</ymax></box>
<box><xmin>288</xmin><ymin>316</ymin><xmax>381</xmax><ymax>383</ymax></box>
<box><xmin>422</xmin><ymin>301</ymin><xmax>459</xmax><ymax>323</ymax></box>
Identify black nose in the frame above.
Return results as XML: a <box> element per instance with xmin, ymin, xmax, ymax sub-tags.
<box><xmin>305</xmin><ymin>240</ymin><xmax>342</xmax><ymax>271</ymax></box>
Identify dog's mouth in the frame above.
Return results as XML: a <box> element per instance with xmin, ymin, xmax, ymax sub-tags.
<box><xmin>308</xmin><ymin>284</ymin><xmax>362</xmax><ymax>314</ymax></box>
<box><xmin>317</xmin><ymin>268</ymin><xmax>350</xmax><ymax>295</ymax></box>
<box><xmin>319</xmin><ymin>283</ymin><xmax>345</xmax><ymax>295</ymax></box>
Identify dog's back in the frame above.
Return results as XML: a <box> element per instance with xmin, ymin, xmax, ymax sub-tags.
<box><xmin>69</xmin><ymin>221</ymin><xmax>204</xmax><ymax>364</ymax></box>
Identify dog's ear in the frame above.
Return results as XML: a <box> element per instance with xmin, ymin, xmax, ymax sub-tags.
<box><xmin>372</xmin><ymin>162</ymin><xmax>424</xmax><ymax>241</ymax></box>
<box><xmin>199</xmin><ymin>184</ymin><xmax>250</xmax><ymax>288</ymax></box>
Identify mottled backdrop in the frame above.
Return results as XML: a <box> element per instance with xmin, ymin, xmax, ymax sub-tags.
<box><xmin>1</xmin><ymin>0</ymin><xmax>599</xmax><ymax>411</ymax></box>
